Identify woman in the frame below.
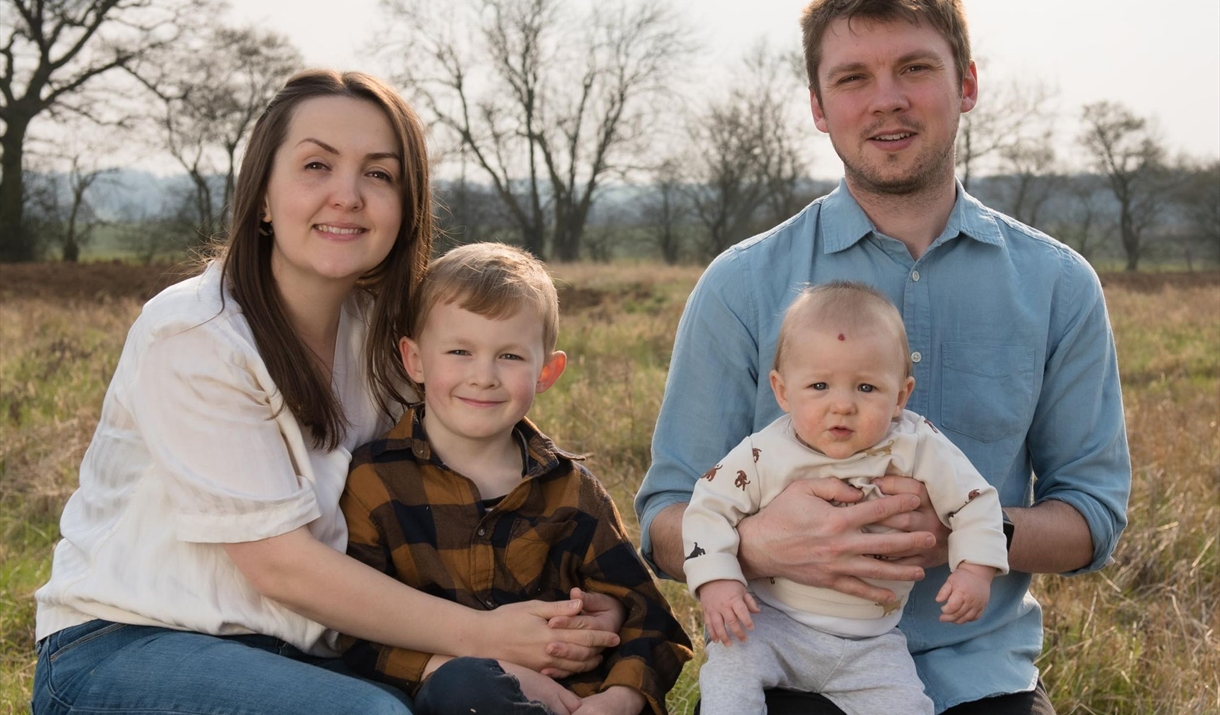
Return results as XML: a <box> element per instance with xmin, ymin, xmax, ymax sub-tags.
<box><xmin>31</xmin><ymin>70</ymin><xmax>620</xmax><ymax>715</ymax></box>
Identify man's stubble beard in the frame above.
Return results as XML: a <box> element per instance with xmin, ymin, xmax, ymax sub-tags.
<box><xmin>836</xmin><ymin>114</ymin><xmax>961</xmax><ymax>199</ymax></box>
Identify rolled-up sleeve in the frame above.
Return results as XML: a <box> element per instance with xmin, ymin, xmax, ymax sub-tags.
<box><xmin>130</xmin><ymin>324</ymin><xmax>321</xmax><ymax>544</ymax></box>
<box><xmin>1027</xmin><ymin>256</ymin><xmax>1131</xmax><ymax>574</ymax></box>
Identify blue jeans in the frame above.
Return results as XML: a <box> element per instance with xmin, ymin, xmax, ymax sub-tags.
<box><xmin>32</xmin><ymin>619</ymin><xmax>414</xmax><ymax>714</ymax></box>
<box><xmin>414</xmin><ymin>657</ymin><xmax>553</xmax><ymax>715</ymax></box>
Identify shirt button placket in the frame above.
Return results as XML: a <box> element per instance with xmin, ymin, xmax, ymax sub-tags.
<box><xmin>903</xmin><ymin>263</ymin><xmax>932</xmax><ymax>416</ymax></box>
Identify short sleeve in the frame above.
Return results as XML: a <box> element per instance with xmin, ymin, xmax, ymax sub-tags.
<box><xmin>130</xmin><ymin>322</ymin><xmax>321</xmax><ymax>544</ymax></box>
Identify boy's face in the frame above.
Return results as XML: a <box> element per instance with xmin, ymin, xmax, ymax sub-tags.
<box><xmin>769</xmin><ymin>322</ymin><xmax>914</xmax><ymax>460</ymax></box>
<box><xmin>401</xmin><ymin>300</ymin><xmax>565</xmax><ymax>448</ymax></box>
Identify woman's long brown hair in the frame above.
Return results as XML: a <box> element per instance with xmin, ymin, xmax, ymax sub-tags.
<box><xmin>221</xmin><ymin>69</ymin><xmax>433</xmax><ymax>450</ymax></box>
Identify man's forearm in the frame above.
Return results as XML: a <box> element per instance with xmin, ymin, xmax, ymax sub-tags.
<box><xmin>1006</xmin><ymin>499</ymin><xmax>1094</xmax><ymax>573</ymax></box>
<box><xmin>648</xmin><ymin>502</ymin><xmax>690</xmax><ymax>582</ymax></box>
<box><xmin>652</xmin><ymin>498</ymin><xmax>789</xmax><ymax>583</ymax></box>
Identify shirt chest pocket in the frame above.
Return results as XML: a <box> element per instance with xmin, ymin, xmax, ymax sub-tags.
<box><xmin>505</xmin><ymin>518</ymin><xmax>579</xmax><ymax>583</ymax></box>
<box><xmin>940</xmin><ymin>343</ymin><xmax>1038</xmax><ymax>443</ymax></box>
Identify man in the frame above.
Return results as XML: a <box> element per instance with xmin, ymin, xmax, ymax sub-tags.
<box><xmin>634</xmin><ymin>1</ymin><xmax>1131</xmax><ymax>713</ymax></box>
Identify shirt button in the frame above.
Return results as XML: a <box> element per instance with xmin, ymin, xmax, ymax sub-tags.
<box><xmin>911</xmin><ymin>351</ymin><xmax>922</xmax><ymax>363</ymax></box>
<box><xmin>477</xmin><ymin>527</ymin><xmax>486</xmax><ymax>537</ymax></box>
<box><xmin>911</xmin><ymin>270</ymin><xmax>921</xmax><ymax>282</ymax></box>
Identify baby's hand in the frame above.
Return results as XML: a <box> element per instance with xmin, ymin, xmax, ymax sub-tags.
<box><xmin>935</xmin><ymin>562</ymin><xmax>996</xmax><ymax>624</ymax></box>
<box><xmin>697</xmin><ymin>579</ymin><xmax>760</xmax><ymax>645</ymax></box>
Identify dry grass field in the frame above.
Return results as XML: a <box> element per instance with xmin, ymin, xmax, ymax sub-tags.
<box><xmin>1</xmin><ymin>261</ymin><xmax>1217</xmax><ymax>714</ymax></box>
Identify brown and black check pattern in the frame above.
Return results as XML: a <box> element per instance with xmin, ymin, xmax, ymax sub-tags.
<box><xmin>340</xmin><ymin>406</ymin><xmax>692</xmax><ymax>714</ymax></box>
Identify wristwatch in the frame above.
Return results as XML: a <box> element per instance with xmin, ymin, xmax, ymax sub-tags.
<box><xmin>1001</xmin><ymin>509</ymin><xmax>1015</xmax><ymax>552</ymax></box>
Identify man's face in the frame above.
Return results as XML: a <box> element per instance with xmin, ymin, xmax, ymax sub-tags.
<box><xmin>811</xmin><ymin>17</ymin><xmax>977</xmax><ymax>197</ymax></box>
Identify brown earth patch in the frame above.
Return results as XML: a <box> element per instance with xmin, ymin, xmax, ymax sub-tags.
<box><xmin>1098</xmin><ymin>270</ymin><xmax>1220</xmax><ymax>293</ymax></box>
<box><xmin>3</xmin><ymin>261</ymin><xmax>1215</xmax><ymax>304</ymax></box>
<box><xmin>0</xmin><ymin>261</ymin><xmax>201</xmax><ymax>303</ymax></box>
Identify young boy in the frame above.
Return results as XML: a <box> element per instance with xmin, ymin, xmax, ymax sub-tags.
<box><xmin>341</xmin><ymin>243</ymin><xmax>692</xmax><ymax>715</ymax></box>
<box><xmin>682</xmin><ymin>281</ymin><xmax>1010</xmax><ymax>715</ymax></box>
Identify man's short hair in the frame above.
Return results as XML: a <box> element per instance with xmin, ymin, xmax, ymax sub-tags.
<box><xmin>410</xmin><ymin>242</ymin><xmax>560</xmax><ymax>354</ymax></box>
<box><xmin>774</xmin><ymin>280</ymin><xmax>912</xmax><ymax>377</ymax></box>
<box><xmin>800</xmin><ymin>0</ymin><xmax>972</xmax><ymax>101</ymax></box>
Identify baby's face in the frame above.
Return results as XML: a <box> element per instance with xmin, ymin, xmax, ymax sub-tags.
<box><xmin>769</xmin><ymin>324</ymin><xmax>913</xmax><ymax>459</ymax></box>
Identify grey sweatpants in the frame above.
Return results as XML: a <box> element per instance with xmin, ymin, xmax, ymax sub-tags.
<box><xmin>698</xmin><ymin>600</ymin><xmax>934</xmax><ymax>715</ymax></box>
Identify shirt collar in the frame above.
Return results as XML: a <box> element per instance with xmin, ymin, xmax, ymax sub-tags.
<box><xmin>820</xmin><ymin>179</ymin><xmax>1005</xmax><ymax>254</ymax></box>
<box><xmin>372</xmin><ymin>404</ymin><xmax>582</xmax><ymax>478</ymax></box>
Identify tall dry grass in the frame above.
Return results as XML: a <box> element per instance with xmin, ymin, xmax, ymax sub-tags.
<box><xmin>1</xmin><ymin>264</ymin><xmax>1216</xmax><ymax>715</ymax></box>
<box><xmin>1</xmin><ymin>297</ymin><xmax>144</xmax><ymax>710</ymax></box>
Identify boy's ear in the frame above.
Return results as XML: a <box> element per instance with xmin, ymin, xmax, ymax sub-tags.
<box><xmin>769</xmin><ymin>369</ymin><xmax>791</xmax><ymax>413</ymax></box>
<box><xmin>400</xmin><ymin>336</ymin><xmax>425</xmax><ymax>384</ymax></box>
<box><xmin>536</xmin><ymin>351</ymin><xmax>567</xmax><ymax>393</ymax></box>
<box><xmin>894</xmin><ymin>375</ymin><xmax>916</xmax><ymax>418</ymax></box>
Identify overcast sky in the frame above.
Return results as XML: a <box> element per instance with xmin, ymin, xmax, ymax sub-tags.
<box><xmin>232</xmin><ymin>0</ymin><xmax>1220</xmax><ymax>178</ymax></box>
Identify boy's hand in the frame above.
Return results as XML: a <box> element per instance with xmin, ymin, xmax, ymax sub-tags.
<box><xmin>482</xmin><ymin>600</ymin><xmax>619</xmax><ymax>676</ymax></box>
<box><xmin>547</xmin><ymin>588</ymin><xmax>625</xmax><ymax>634</ymax></box>
<box><xmin>541</xmin><ymin>588</ymin><xmax>626</xmax><ymax>678</ymax></box>
<box><xmin>697</xmin><ymin>579</ymin><xmax>760</xmax><ymax>646</ymax></box>
<box><xmin>499</xmin><ymin>660</ymin><xmax>583</xmax><ymax>715</ymax></box>
<box><xmin>572</xmin><ymin>686</ymin><xmax>646</xmax><ymax>715</ymax></box>
<box><xmin>936</xmin><ymin>563</ymin><xmax>996</xmax><ymax>624</ymax></box>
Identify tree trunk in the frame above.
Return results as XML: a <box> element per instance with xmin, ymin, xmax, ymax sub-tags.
<box><xmin>553</xmin><ymin>203</ymin><xmax>592</xmax><ymax>262</ymax></box>
<box><xmin>0</xmin><ymin>117</ymin><xmax>35</xmax><ymax>262</ymax></box>
<box><xmin>522</xmin><ymin>224</ymin><xmax>547</xmax><ymax>259</ymax></box>
<box><xmin>1120</xmin><ymin>207</ymin><xmax>1140</xmax><ymax>272</ymax></box>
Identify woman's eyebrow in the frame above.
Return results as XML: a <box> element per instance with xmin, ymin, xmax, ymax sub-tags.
<box><xmin>297</xmin><ymin>137</ymin><xmax>401</xmax><ymax>163</ymax></box>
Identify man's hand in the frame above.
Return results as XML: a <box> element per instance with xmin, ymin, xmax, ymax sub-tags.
<box><xmin>734</xmin><ymin>478</ymin><xmax>935</xmax><ymax>605</ymax></box>
<box><xmin>696</xmin><ymin>579</ymin><xmax>760</xmax><ymax>646</ymax></box>
<box><xmin>541</xmin><ymin>588</ymin><xmax>625</xmax><ymax>678</ymax></box>
<box><xmin>873</xmin><ymin>475</ymin><xmax>951</xmax><ymax>568</ymax></box>
<box><xmin>935</xmin><ymin>563</ymin><xmax>996</xmax><ymax>624</ymax></box>
<box><xmin>499</xmin><ymin>660</ymin><xmax>583</xmax><ymax>715</ymax></box>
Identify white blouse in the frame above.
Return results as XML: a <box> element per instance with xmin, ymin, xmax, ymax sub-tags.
<box><xmin>35</xmin><ymin>264</ymin><xmax>396</xmax><ymax>655</ymax></box>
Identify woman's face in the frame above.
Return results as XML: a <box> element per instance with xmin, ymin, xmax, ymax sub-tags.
<box><xmin>263</xmin><ymin>95</ymin><xmax>404</xmax><ymax>293</ymax></box>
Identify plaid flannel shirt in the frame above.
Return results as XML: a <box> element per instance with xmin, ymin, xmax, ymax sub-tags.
<box><xmin>340</xmin><ymin>406</ymin><xmax>692</xmax><ymax>714</ymax></box>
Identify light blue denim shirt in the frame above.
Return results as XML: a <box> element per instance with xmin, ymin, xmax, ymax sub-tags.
<box><xmin>635</xmin><ymin>180</ymin><xmax>1131</xmax><ymax>712</ymax></box>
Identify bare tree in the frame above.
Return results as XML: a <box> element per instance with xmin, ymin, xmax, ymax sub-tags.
<box><xmin>996</xmin><ymin>128</ymin><xmax>1060</xmax><ymax>230</ymax></box>
<box><xmin>687</xmin><ymin>44</ymin><xmax>810</xmax><ymax>262</ymax></box>
<box><xmin>1051</xmin><ymin>173</ymin><xmax>1110</xmax><ymax>263</ymax></box>
<box><xmin>0</xmin><ymin>0</ymin><xmax>205</xmax><ymax>261</ymax></box>
<box><xmin>134</xmin><ymin>25</ymin><xmax>301</xmax><ymax>242</ymax></box>
<box><xmin>434</xmin><ymin>154</ymin><xmax>519</xmax><ymax>249</ymax></box>
<box><xmin>117</xmin><ymin>187</ymin><xmax>195</xmax><ymax>265</ymax></box>
<box><xmin>385</xmin><ymin>0</ymin><xmax>691</xmax><ymax>260</ymax></box>
<box><xmin>26</xmin><ymin>153</ymin><xmax>115</xmax><ymax>261</ymax></box>
<box><xmin>638</xmin><ymin>158</ymin><xmax>688</xmax><ymax>264</ymax></box>
<box><xmin>1170</xmin><ymin>157</ymin><xmax>1220</xmax><ymax>270</ymax></box>
<box><xmin>956</xmin><ymin>76</ymin><xmax>1055</xmax><ymax>191</ymax></box>
<box><xmin>1079</xmin><ymin>101</ymin><xmax>1167</xmax><ymax>271</ymax></box>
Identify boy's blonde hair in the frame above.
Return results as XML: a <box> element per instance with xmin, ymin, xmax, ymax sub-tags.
<box><xmin>774</xmin><ymin>281</ymin><xmax>912</xmax><ymax>377</ymax></box>
<box><xmin>409</xmin><ymin>242</ymin><xmax>560</xmax><ymax>354</ymax></box>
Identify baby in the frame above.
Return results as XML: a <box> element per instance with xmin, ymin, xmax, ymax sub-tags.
<box><xmin>683</xmin><ymin>280</ymin><xmax>1009</xmax><ymax>715</ymax></box>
